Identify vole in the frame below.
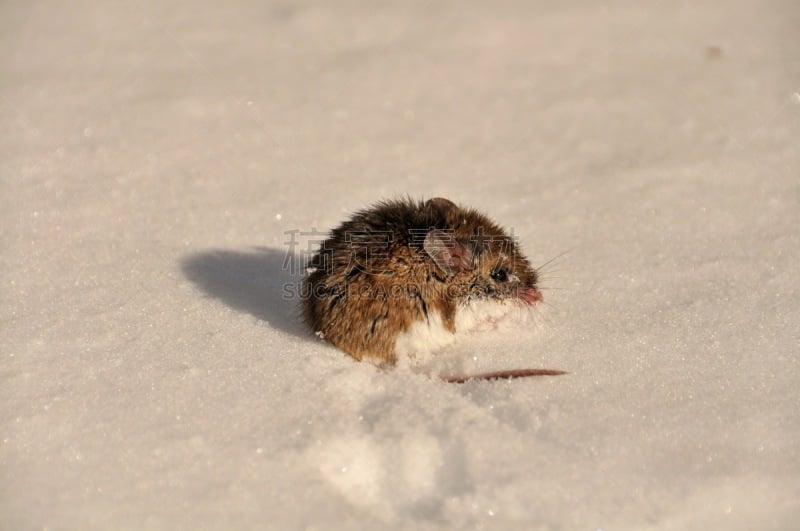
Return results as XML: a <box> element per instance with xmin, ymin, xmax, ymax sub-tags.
<box><xmin>301</xmin><ymin>197</ymin><xmax>565</xmax><ymax>382</ymax></box>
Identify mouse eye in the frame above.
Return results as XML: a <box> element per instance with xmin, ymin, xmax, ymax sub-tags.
<box><xmin>490</xmin><ymin>267</ymin><xmax>508</xmax><ymax>282</ymax></box>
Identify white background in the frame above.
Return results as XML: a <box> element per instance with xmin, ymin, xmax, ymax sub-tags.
<box><xmin>2</xmin><ymin>1</ymin><xmax>799</xmax><ymax>529</ymax></box>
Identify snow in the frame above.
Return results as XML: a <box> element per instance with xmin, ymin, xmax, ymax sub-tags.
<box><xmin>2</xmin><ymin>0</ymin><xmax>799</xmax><ymax>529</ymax></box>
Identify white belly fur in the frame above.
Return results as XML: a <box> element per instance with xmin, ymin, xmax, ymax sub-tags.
<box><xmin>393</xmin><ymin>299</ymin><xmax>516</xmax><ymax>362</ymax></box>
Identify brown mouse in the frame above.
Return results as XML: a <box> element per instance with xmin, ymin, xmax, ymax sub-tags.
<box><xmin>301</xmin><ymin>197</ymin><xmax>565</xmax><ymax>381</ymax></box>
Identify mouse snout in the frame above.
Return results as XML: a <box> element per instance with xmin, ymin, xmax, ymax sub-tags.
<box><xmin>515</xmin><ymin>286</ymin><xmax>542</xmax><ymax>304</ymax></box>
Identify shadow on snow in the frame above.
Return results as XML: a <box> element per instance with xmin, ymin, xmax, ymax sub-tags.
<box><xmin>180</xmin><ymin>247</ymin><xmax>308</xmax><ymax>338</ymax></box>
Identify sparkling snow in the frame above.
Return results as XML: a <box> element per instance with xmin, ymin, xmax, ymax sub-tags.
<box><xmin>2</xmin><ymin>0</ymin><xmax>799</xmax><ymax>529</ymax></box>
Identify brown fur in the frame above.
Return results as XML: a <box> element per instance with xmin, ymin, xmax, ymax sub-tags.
<box><xmin>301</xmin><ymin>197</ymin><xmax>541</xmax><ymax>364</ymax></box>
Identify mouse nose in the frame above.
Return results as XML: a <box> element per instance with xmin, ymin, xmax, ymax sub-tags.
<box><xmin>516</xmin><ymin>286</ymin><xmax>542</xmax><ymax>304</ymax></box>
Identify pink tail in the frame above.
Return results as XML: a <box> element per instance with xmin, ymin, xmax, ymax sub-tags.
<box><xmin>441</xmin><ymin>368</ymin><xmax>567</xmax><ymax>383</ymax></box>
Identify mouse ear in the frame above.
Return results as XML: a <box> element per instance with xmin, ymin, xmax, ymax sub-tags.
<box><xmin>423</xmin><ymin>229</ymin><xmax>475</xmax><ymax>275</ymax></box>
<box><xmin>425</xmin><ymin>197</ymin><xmax>457</xmax><ymax>212</ymax></box>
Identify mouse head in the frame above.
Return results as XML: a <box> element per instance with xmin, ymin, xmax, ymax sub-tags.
<box><xmin>422</xmin><ymin>202</ymin><xmax>541</xmax><ymax>305</ymax></box>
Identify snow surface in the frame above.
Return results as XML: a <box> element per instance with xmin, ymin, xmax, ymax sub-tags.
<box><xmin>2</xmin><ymin>0</ymin><xmax>800</xmax><ymax>529</ymax></box>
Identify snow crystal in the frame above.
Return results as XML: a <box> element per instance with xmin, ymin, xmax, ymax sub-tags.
<box><xmin>2</xmin><ymin>0</ymin><xmax>799</xmax><ymax>529</ymax></box>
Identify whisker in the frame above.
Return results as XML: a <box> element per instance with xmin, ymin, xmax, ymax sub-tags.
<box><xmin>537</xmin><ymin>267</ymin><xmax>571</xmax><ymax>278</ymax></box>
<box><xmin>539</xmin><ymin>299</ymin><xmax>560</xmax><ymax>312</ymax></box>
<box><xmin>536</xmin><ymin>248</ymin><xmax>574</xmax><ymax>271</ymax></box>
<box><xmin>531</xmin><ymin>303</ymin><xmax>557</xmax><ymax>329</ymax></box>
<box><xmin>537</xmin><ymin>270</ymin><xmax>571</xmax><ymax>282</ymax></box>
